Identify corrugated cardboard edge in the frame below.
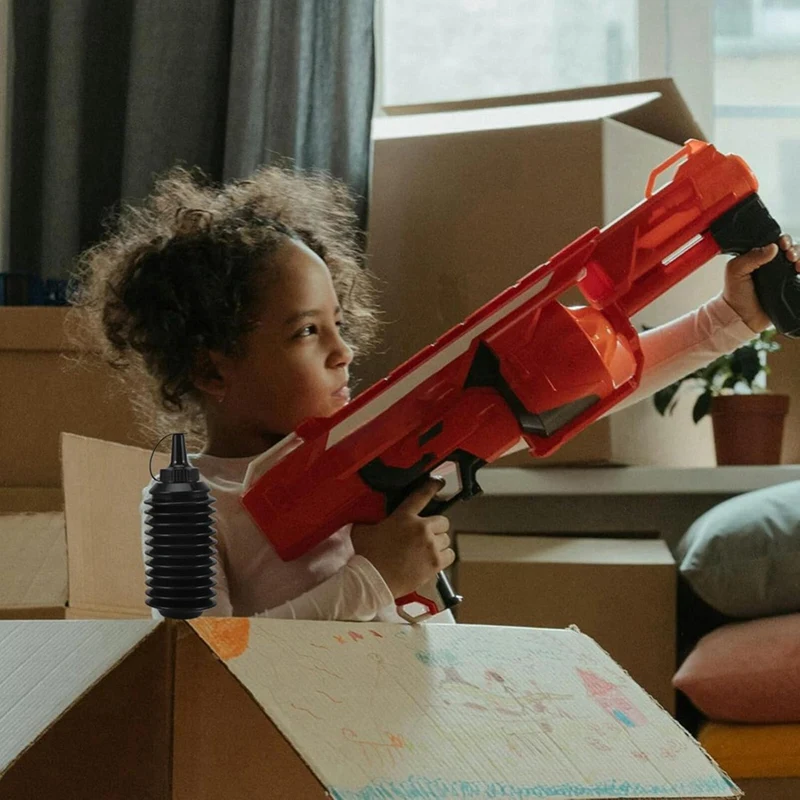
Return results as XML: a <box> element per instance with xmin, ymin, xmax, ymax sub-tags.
<box><xmin>382</xmin><ymin>78</ymin><xmax>705</xmax><ymax>144</ymax></box>
<box><xmin>563</xmin><ymin>626</ymin><xmax>743</xmax><ymax>800</ymax></box>
<box><xmin>0</xmin><ymin>620</ymin><xmax>164</xmax><ymax>781</ymax></box>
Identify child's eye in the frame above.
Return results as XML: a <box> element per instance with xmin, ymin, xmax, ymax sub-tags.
<box><xmin>295</xmin><ymin>324</ymin><xmax>318</xmax><ymax>338</ymax></box>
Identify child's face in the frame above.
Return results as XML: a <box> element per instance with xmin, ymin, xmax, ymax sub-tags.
<box><xmin>209</xmin><ymin>239</ymin><xmax>354</xmax><ymax>453</ymax></box>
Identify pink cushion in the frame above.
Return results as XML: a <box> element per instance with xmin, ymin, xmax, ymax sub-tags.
<box><xmin>674</xmin><ymin>613</ymin><xmax>800</xmax><ymax>723</ymax></box>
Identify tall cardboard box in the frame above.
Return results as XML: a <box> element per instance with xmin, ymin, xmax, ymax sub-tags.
<box><xmin>455</xmin><ymin>534</ymin><xmax>677</xmax><ymax>713</ymax></box>
<box><xmin>0</xmin><ymin>307</ymin><xmax>150</xmax><ymax>510</ymax></box>
<box><xmin>363</xmin><ymin>79</ymin><xmax>721</xmax><ymax>467</ymax></box>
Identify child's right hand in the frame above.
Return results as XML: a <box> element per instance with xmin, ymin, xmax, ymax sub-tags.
<box><xmin>350</xmin><ymin>478</ymin><xmax>454</xmax><ymax>600</ymax></box>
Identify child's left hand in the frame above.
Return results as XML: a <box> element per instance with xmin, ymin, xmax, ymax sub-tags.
<box><xmin>723</xmin><ymin>234</ymin><xmax>799</xmax><ymax>332</ymax></box>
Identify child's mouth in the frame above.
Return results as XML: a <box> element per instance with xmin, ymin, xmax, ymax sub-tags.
<box><xmin>332</xmin><ymin>385</ymin><xmax>351</xmax><ymax>402</ymax></box>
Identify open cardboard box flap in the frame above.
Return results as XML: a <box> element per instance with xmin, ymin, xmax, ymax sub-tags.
<box><xmin>378</xmin><ymin>77</ymin><xmax>705</xmax><ymax>146</ymax></box>
<box><xmin>0</xmin><ymin>616</ymin><xmax>740</xmax><ymax>799</ymax></box>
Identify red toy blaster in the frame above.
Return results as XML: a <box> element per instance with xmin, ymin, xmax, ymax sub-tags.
<box><xmin>241</xmin><ymin>140</ymin><xmax>800</xmax><ymax>622</ymax></box>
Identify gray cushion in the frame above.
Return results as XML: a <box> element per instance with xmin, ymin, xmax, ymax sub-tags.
<box><xmin>676</xmin><ymin>480</ymin><xmax>800</xmax><ymax>618</ymax></box>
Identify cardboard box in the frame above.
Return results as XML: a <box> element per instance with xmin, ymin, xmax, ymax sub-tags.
<box><xmin>764</xmin><ymin>336</ymin><xmax>800</xmax><ymax>465</ymax></box>
<box><xmin>362</xmin><ymin>78</ymin><xmax>720</xmax><ymax>467</ymax></box>
<box><xmin>61</xmin><ymin>432</ymin><xmax>168</xmax><ymax>619</ymax></box>
<box><xmin>0</xmin><ymin>307</ymin><xmax>151</xmax><ymax>492</ymax></box>
<box><xmin>0</xmin><ymin>512</ymin><xmax>67</xmax><ymax>619</ymax></box>
<box><xmin>0</xmin><ymin>487</ymin><xmax>64</xmax><ymax>513</ymax></box>
<box><xmin>455</xmin><ymin>534</ymin><xmax>677</xmax><ymax>713</ymax></box>
<box><xmin>0</xmin><ymin>617</ymin><xmax>739</xmax><ymax>799</ymax></box>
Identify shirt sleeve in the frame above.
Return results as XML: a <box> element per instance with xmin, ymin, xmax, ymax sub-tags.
<box><xmin>143</xmin><ymin>482</ymin><xmax>393</xmax><ymax>621</ymax></box>
<box><xmin>246</xmin><ymin>555</ymin><xmax>396</xmax><ymax>621</ymax></box>
<box><xmin>605</xmin><ymin>293</ymin><xmax>757</xmax><ymax>416</ymax></box>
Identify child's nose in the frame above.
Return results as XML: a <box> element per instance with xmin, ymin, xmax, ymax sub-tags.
<box><xmin>331</xmin><ymin>334</ymin><xmax>354</xmax><ymax>367</ymax></box>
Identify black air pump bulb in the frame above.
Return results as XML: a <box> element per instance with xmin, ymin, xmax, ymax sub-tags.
<box><xmin>144</xmin><ymin>433</ymin><xmax>217</xmax><ymax>619</ymax></box>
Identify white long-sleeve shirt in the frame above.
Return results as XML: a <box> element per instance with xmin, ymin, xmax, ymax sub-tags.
<box><xmin>142</xmin><ymin>294</ymin><xmax>757</xmax><ymax>622</ymax></box>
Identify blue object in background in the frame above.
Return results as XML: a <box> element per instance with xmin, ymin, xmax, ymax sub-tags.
<box><xmin>0</xmin><ymin>273</ymin><xmax>69</xmax><ymax>305</ymax></box>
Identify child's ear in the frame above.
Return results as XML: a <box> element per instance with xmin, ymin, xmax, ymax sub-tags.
<box><xmin>191</xmin><ymin>349</ymin><xmax>230</xmax><ymax>404</ymax></box>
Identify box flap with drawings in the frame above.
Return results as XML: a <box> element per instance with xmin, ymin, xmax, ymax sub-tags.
<box><xmin>0</xmin><ymin>511</ymin><xmax>67</xmax><ymax>618</ymax></box>
<box><xmin>0</xmin><ymin>617</ymin><xmax>739</xmax><ymax>799</ymax></box>
<box><xmin>61</xmin><ymin>432</ymin><xmax>168</xmax><ymax>618</ymax></box>
<box><xmin>364</xmin><ymin>78</ymin><xmax>722</xmax><ymax>467</ymax></box>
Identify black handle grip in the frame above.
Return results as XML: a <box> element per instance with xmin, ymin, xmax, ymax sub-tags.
<box><xmin>752</xmin><ymin>250</ymin><xmax>800</xmax><ymax>338</ymax></box>
<box><xmin>360</xmin><ymin>448</ymin><xmax>486</xmax><ymax>611</ymax></box>
<box><xmin>709</xmin><ymin>193</ymin><xmax>800</xmax><ymax>338</ymax></box>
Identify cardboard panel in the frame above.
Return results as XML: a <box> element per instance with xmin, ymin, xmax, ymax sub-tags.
<box><xmin>173</xmin><ymin>622</ymin><xmax>327</xmax><ymax>799</ymax></box>
<box><xmin>765</xmin><ymin>336</ymin><xmax>800</xmax><ymax>464</ymax></box>
<box><xmin>62</xmin><ymin>433</ymin><xmax>169</xmax><ymax>616</ymax></box>
<box><xmin>384</xmin><ymin>78</ymin><xmax>705</xmax><ymax>147</ymax></box>
<box><xmin>455</xmin><ymin>535</ymin><xmax>677</xmax><ymax>713</ymax></box>
<box><xmin>362</xmin><ymin>120</ymin><xmax>603</xmax><ymax>391</ymax></box>
<box><xmin>0</xmin><ymin>620</ymin><xmax>159</xmax><ymax>777</ymax></box>
<box><xmin>0</xmin><ymin>622</ymin><xmax>170</xmax><ymax>799</ymax></box>
<box><xmin>0</xmin><ymin>487</ymin><xmax>64</xmax><ymax>513</ymax></box>
<box><xmin>736</xmin><ymin>778</ymin><xmax>800</xmax><ymax>800</ymax></box>
<box><xmin>0</xmin><ymin>307</ymin><xmax>149</xmax><ymax>487</ymax></box>
<box><xmin>0</xmin><ymin>512</ymin><xmax>67</xmax><ymax>617</ymax></box>
<box><xmin>191</xmin><ymin>617</ymin><xmax>734</xmax><ymax>798</ymax></box>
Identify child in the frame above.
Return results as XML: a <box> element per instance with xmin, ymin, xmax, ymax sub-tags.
<box><xmin>70</xmin><ymin>165</ymin><xmax>798</xmax><ymax>623</ymax></box>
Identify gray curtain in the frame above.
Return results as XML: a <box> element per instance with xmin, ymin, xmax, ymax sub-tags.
<box><xmin>8</xmin><ymin>0</ymin><xmax>374</xmax><ymax>282</ymax></box>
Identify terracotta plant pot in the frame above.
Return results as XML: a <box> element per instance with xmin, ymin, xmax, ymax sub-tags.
<box><xmin>710</xmin><ymin>393</ymin><xmax>790</xmax><ymax>465</ymax></box>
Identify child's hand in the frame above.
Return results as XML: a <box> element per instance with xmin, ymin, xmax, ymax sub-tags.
<box><xmin>350</xmin><ymin>478</ymin><xmax>454</xmax><ymax>600</ymax></box>
<box><xmin>723</xmin><ymin>234</ymin><xmax>799</xmax><ymax>332</ymax></box>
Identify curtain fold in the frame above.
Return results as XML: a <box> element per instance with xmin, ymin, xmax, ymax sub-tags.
<box><xmin>7</xmin><ymin>0</ymin><xmax>374</xmax><ymax>284</ymax></box>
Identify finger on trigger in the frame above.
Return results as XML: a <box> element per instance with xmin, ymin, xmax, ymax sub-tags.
<box><xmin>399</xmin><ymin>478</ymin><xmax>445</xmax><ymax>514</ymax></box>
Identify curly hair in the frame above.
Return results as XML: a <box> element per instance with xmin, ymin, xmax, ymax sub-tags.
<box><xmin>68</xmin><ymin>164</ymin><xmax>382</xmax><ymax>446</ymax></box>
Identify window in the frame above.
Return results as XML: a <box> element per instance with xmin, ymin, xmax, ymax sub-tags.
<box><xmin>378</xmin><ymin>0</ymin><xmax>637</xmax><ymax>108</ymax></box>
<box><xmin>713</xmin><ymin>0</ymin><xmax>800</xmax><ymax>232</ymax></box>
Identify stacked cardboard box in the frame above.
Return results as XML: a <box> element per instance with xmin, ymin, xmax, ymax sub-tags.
<box><xmin>0</xmin><ymin>307</ymin><xmax>150</xmax><ymax>513</ymax></box>
<box><xmin>363</xmin><ymin>79</ymin><xmax>726</xmax><ymax>467</ymax></box>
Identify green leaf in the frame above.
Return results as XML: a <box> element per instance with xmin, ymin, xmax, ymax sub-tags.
<box><xmin>692</xmin><ymin>391</ymin><xmax>712</xmax><ymax>423</ymax></box>
<box><xmin>722</xmin><ymin>375</ymin><xmax>738</xmax><ymax>390</ymax></box>
<box><xmin>654</xmin><ymin>383</ymin><xmax>681</xmax><ymax>416</ymax></box>
<box><xmin>737</xmin><ymin>346</ymin><xmax>762</xmax><ymax>383</ymax></box>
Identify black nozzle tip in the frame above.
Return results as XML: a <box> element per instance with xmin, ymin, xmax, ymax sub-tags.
<box><xmin>171</xmin><ymin>433</ymin><xmax>189</xmax><ymax>468</ymax></box>
<box><xmin>158</xmin><ymin>432</ymin><xmax>200</xmax><ymax>484</ymax></box>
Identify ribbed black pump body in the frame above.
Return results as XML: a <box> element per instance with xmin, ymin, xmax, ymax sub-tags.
<box><xmin>143</xmin><ymin>433</ymin><xmax>216</xmax><ymax>619</ymax></box>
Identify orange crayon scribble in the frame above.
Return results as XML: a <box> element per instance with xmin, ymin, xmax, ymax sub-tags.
<box><xmin>369</xmin><ymin>630</ymin><xmax>384</xmax><ymax>638</ymax></box>
<box><xmin>334</xmin><ymin>635</ymin><xmax>347</xmax><ymax>644</ymax></box>
<box><xmin>190</xmin><ymin>617</ymin><xmax>250</xmax><ymax>661</ymax></box>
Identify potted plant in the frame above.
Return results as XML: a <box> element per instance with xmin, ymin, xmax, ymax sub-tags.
<box><xmin>653</xmin><ymin>329</ymin><xmax>790</xmax><ymax>465</ymax></box>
